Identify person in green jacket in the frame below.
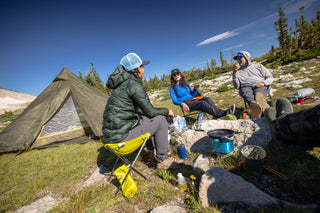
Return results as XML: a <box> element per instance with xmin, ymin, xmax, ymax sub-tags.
<box><xmin>102</xmin><ymin>53</ymin><xmax>181</xmax><ymax>169</ymax></box>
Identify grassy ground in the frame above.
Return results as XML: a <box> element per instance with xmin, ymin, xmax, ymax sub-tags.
<box><xmin>1</xmin><ymin>58</ymin><xmax>320</xmax><ymax>212</ymax></box>
<box><xmin>1</xmin><ymin>133</ymin><xmax>320</xmax><ymax>212</ymax></box>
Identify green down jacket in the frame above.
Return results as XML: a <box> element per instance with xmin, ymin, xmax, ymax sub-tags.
<box><xmin>102</xmin><ymin>66</ymin><xmax>169</xmax><ymax>143</ymax></box>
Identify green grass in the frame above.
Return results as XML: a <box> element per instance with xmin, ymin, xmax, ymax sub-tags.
<box><xmin>0</xmin><ymin>141</ymin><xmax>102</xmax><ymax>212</ymax></box>
<box><xmin>2</xmin><ymin>135</ymin><xmax>320</xmax><ymax>212</ymax></box>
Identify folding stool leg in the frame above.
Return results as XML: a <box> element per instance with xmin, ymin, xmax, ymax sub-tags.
<box><xmin>115</xmin><ymin>135</ymin><xmax>150</xmax><ymax>195</ymax></box>
<box><xmin>107</xmin><ymin>158</ymin><xmax>119</xmax><ymax>184</ymax></box>
<box><xmin>106</xmin><ymin>146</ymin><xmax>147</xmax><ymax>179</ymax></box>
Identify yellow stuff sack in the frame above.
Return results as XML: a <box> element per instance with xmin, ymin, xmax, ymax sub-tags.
<box><xmin>114</xmin><ymin>164</ymin><xmax>137</xmax><ymax>198</ymax></box>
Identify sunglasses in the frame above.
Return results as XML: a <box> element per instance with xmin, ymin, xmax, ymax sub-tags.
<box><xmin>234</xmin><ymin>56</ymin><xmax>243</xmax><ymax>60</ymax></box>
<box><xmin>173</xmin><ymin>72</ymin><xmax>181</xmax><ymax>77</ymax></box>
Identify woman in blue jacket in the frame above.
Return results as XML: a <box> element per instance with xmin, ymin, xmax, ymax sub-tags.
<box><xmin>169</xmin><ymin>69</ymin><xmax>235</xmax><ymax>119</ymax></box>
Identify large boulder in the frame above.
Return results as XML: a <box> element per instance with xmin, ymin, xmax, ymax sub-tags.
<box><xmin>173</xmin><ymin>119</ymin><xmax>272</xmax><ymax>155</ymax></box>
<box><xmin>199</xmin><ymin>167</ymin><xmax>277</xmax><ymax>208</ymax></box>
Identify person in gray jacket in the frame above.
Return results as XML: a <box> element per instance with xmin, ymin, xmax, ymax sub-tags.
<box><xmin>232</xmin><ymin>51</ymin><xmax>273</xmax><ymax>119</ymax></box>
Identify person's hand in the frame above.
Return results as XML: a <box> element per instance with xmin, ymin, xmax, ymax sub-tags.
<box><xmin>255</xmin><ymin>82</ymin><xmax>265</xmax><ymax>88</ymax></box>
<box><xmin>233</xmin><ymin>64</ymin><xmax>240</xmax><ymax>74</ymax></box>
<box><xmin>193</xmin><ymin>84</ymin><xmax>200</xmax><ymax>90</ymax></box>
<box><xmin>181</xmin><ymin>102</ymin><xmax>190</xmax><ymax>113</ymax></box>
<box><xmin>168</xmin><ymin>109</ymin><xmax>174</xmax><ymax>119</ymax></box>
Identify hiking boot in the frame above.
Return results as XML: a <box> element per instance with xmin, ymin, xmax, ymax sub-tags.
<box><xmin>250</xmin><ymin>101</ymin><xmax>262</xmax><ymax>119</ymax></box>
<box><xmin>157</xmin><ymin>156</ymin><xmax>184</xmax><ymax>170</ymax></box>
<box><xmin>264</xmin><ymin>107</ymin><xmax>277</xmax><ymax>127</ymax></box>
<box><xmin>255</xmin><ymin>92</ymin><xmax>270</xmax><ymax>113</ymax></box>
<box><xmin>276</xmin><ymin>98</ymin><xmax>293</xmax><ymax>118</ymax></box>
<box><xmin>223</xmin><ymin>104</ymin><xmax>236</xmax><ymax>116</ymax></box>
<box><xmin>229</xmin><ymin>104</ymin><xmax>236</xmax><ymax>115</ymax></box>
<box><xmin>264</xmin><ymin>107</ymin><xmax>277</xmax><ymax>140</ymax></box>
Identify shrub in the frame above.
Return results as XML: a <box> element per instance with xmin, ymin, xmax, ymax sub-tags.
<box><xmin>216</xmin><ymin>84</ymin><xmax>229</xmax><ymax>93</ymax></box>
<box><xmin>0</xmin><ymin>111</ymin><xmax>19</xmax><ymax>123</ymax></box>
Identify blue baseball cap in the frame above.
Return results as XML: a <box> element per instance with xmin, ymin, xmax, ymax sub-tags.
<box><xmin>120</xmin><ymin>53</ymin><xmax>150</xmax><ymax>71</ymax></box>
<box><xmin>233</xmin><ymin>52</ymin><xmax>244</xmax><ymax>60</ymax></box>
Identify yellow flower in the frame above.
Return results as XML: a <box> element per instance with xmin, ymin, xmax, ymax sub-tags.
<box><xmin>190</xmin><ymin>175</ymin><xmax>196</xmax><ymax>180</ymax></box>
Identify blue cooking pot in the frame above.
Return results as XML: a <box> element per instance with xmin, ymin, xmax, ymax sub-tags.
<box><xmin>207</xmin><ymin>129</ymin><xmax>234</xmax><ymax>153</ymax></box>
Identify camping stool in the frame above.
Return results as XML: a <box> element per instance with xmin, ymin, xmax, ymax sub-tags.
<box><xmin>101</xmin><ymin>132</ymin><xmax>152</xmax><ymax>196</ymax></box>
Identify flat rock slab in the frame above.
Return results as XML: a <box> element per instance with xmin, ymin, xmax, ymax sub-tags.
<box><xmin>150</xmin><ymin>204</ymin><xmax>188</xmax><ymax>213</ymax></box>
<box><xmin>173</xmin><ymin>119</ymin><xmax>272</xmax><ymax>155</ymax></box>
<box><xmin>15</xmin><ymin>195</ymin><xmax>59</xmax><ymax>213</ymax></box>
<box><xmin>199</xmin><ymin>167</ymin><xmax>277</xmax><ymax>208</ymax></box>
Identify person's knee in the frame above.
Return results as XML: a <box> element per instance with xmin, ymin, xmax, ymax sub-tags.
<box><xmin>154</xmin><ymin>115</ymin><xmax>167</xmax><ymax>126</ymax></box>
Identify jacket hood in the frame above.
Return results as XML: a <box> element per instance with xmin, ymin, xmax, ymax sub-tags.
<box><xmin>239</xmin><ymin>51</ymin><xmax>252</xmax><ymax>65</ymax></box>
<box><xmin>106</xmin><ymin>65</ymin><xmax>133</xmax><ymax>89</ymax></box>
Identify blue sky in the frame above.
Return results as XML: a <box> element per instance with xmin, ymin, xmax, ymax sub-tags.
<box><xmin>1</xmin><ymin>0</ymin><xmax>319</xmax><ymax>96</ymax></box>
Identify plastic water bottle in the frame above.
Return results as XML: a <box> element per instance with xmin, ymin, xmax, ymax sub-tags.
<box><xmin>197</xmin><ymin>112</ymin><xmax>204</xmax><ymax>122</ymax></box>
<box><xmin>177</xmin><ymin>173</ymin><xmax>187</xmax><ymax>191</ymax></box>
<box><xmin>168</xmin><ymin>130</ymin><xmax>171</xmax><ymax>144</ymax></box>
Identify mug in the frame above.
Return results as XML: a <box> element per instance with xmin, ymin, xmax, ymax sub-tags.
<box><xmin>177</xmin><ymin>145</ymin><xmax>187</xmax><ymax>159</ymax></box>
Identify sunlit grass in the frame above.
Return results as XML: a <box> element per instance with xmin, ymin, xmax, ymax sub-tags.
<box><xmin>0</xmin><ymin>141</ymin><xmax>102</xmax><ymax>212</ymax></box>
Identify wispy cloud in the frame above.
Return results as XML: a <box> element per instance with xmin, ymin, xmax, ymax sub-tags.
<box><xmin>278</xmin><ymin>0</ymin><xmax>317</xmax><ymax>14</ymax></box>
<box><xmin>222</xmin><ymin>43</ymin><xmax>245</xmax><ymax>51</ymax></box>
<box><xmin>196</xmin><ymin>0</ymin><xmax>317</xmax><ymax>48</ymax></box>
<box><xmin>196</xmin><ymin>31</ymin><xmax>239</xmax><ymax>47</ymax></box>
<box><xmin>196</xmin><ymin>13</ymin><xmax>276</xmax><ymax>47</ymax></box>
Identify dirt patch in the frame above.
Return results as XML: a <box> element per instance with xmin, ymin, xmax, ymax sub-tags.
<box><xmin>0</xmin><ymin>88</ymin><xmax>36</xmax><ymax>115</ymax></box>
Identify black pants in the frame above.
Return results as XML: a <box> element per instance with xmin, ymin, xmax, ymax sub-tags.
<box><xmin>183</xmin><ymin>97</ymin><xmax>224</xmax><ymax>118</ymax></box>
<box><xmin>274</xmin><ymin>104</ymin><xmax>320</xmax><ymax>146</ymax></box>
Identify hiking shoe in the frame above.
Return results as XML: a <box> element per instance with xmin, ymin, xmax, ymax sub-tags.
<box><xmin>250</xmin><ymin>101</ymin><xmax>262</xmax><ymax>119</ymax></box>
<box><xmin>229</xmin><ymin>104</ymin><xmax>236</xmax><ymax>114</ymax></box>
<box><xmin>224</xmin><ymin>104</ymin><xmax>236</xmax><ymax>116</ymax></box>
<box><xmin>276</xmin><ymin>98</ymin><xmax>293</xmax><ymax>118</ymax></box>
<box><xmin>264</xmin><ymin>107</ymin><xmax>277</xmax><ymax>140</ymax></box>
<box><xmin>157</xmin><ymin>156</ymin><xmax>184</xmax><ymax>170</ymax></box>
<box><xmin>255</xmin><ymin>92</ymin><xmax>270</xmax><ymax>113</ymax></box>
<box><xmin>264</xmin><ymin>107</ymin><xmax>277</xmax><ymax>127</ymax></box>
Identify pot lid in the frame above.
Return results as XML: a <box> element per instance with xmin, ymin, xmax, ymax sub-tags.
<box><xmin>207</xmin><ymin>129</ymin><xmax>234</xmax><ymax>139</ymax></box>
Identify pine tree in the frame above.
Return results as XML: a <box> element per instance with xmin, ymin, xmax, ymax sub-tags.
<box><xmin>78</xmin><ymin>62</ymin><xmax>106</xmax><ymax>93</ymax></box>
<box><xmin>210</xmin><ymin>58</ymin><xmax>217</xmax><ymax>70</ymax></box>
<box><xmin>206</xmin><ymin>60</ymin><xmax>210</xmax><ymax>72</ymax></box>
<box><xmin>230</xmin><ymin>50</ymin><xmax>235</xmax><ymax>65</ymax></box>
<box><xmin>275</xmin><ymin>7</ymin><xmax>289</xmax><ymax>56</ymax></box>
<box><xmin>288</xmin><ymin>26</ymin><xmax>294</xmax><ymax>55</ymax></box>
<box><xmin>297</xmin><ymin>6</ymin><xmax>310</xmax><ymax>49</ymax></box>
<box><xmin>219</xmin><ymin>49</ymin><xmax>228</xmax><ymax>67</ymax></box>
<box><xmin>270</xmin><ymin>45</ymin><xmax>276</xmax><ymax>59</ymax></box>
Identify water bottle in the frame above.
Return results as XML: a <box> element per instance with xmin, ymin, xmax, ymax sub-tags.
<box><xmin>197</xmin><ymin>112</ymin><xmax>204</xmax><ymax>122</ymax></box>
<box><xmin>177</xmin><ymin>173</ymin><xmax>187</xmax><ymax>191</ymax></box>
<box><xmin>168</xmin><ymin>130</ymin><xmax>171</xmax><ymax>144</ymax></box>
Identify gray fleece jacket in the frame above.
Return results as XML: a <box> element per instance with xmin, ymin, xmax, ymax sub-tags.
<box><xmin>232</xmin><ymin>51</ymin><xmax>273</xmax><ymax>89</ymax></box>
